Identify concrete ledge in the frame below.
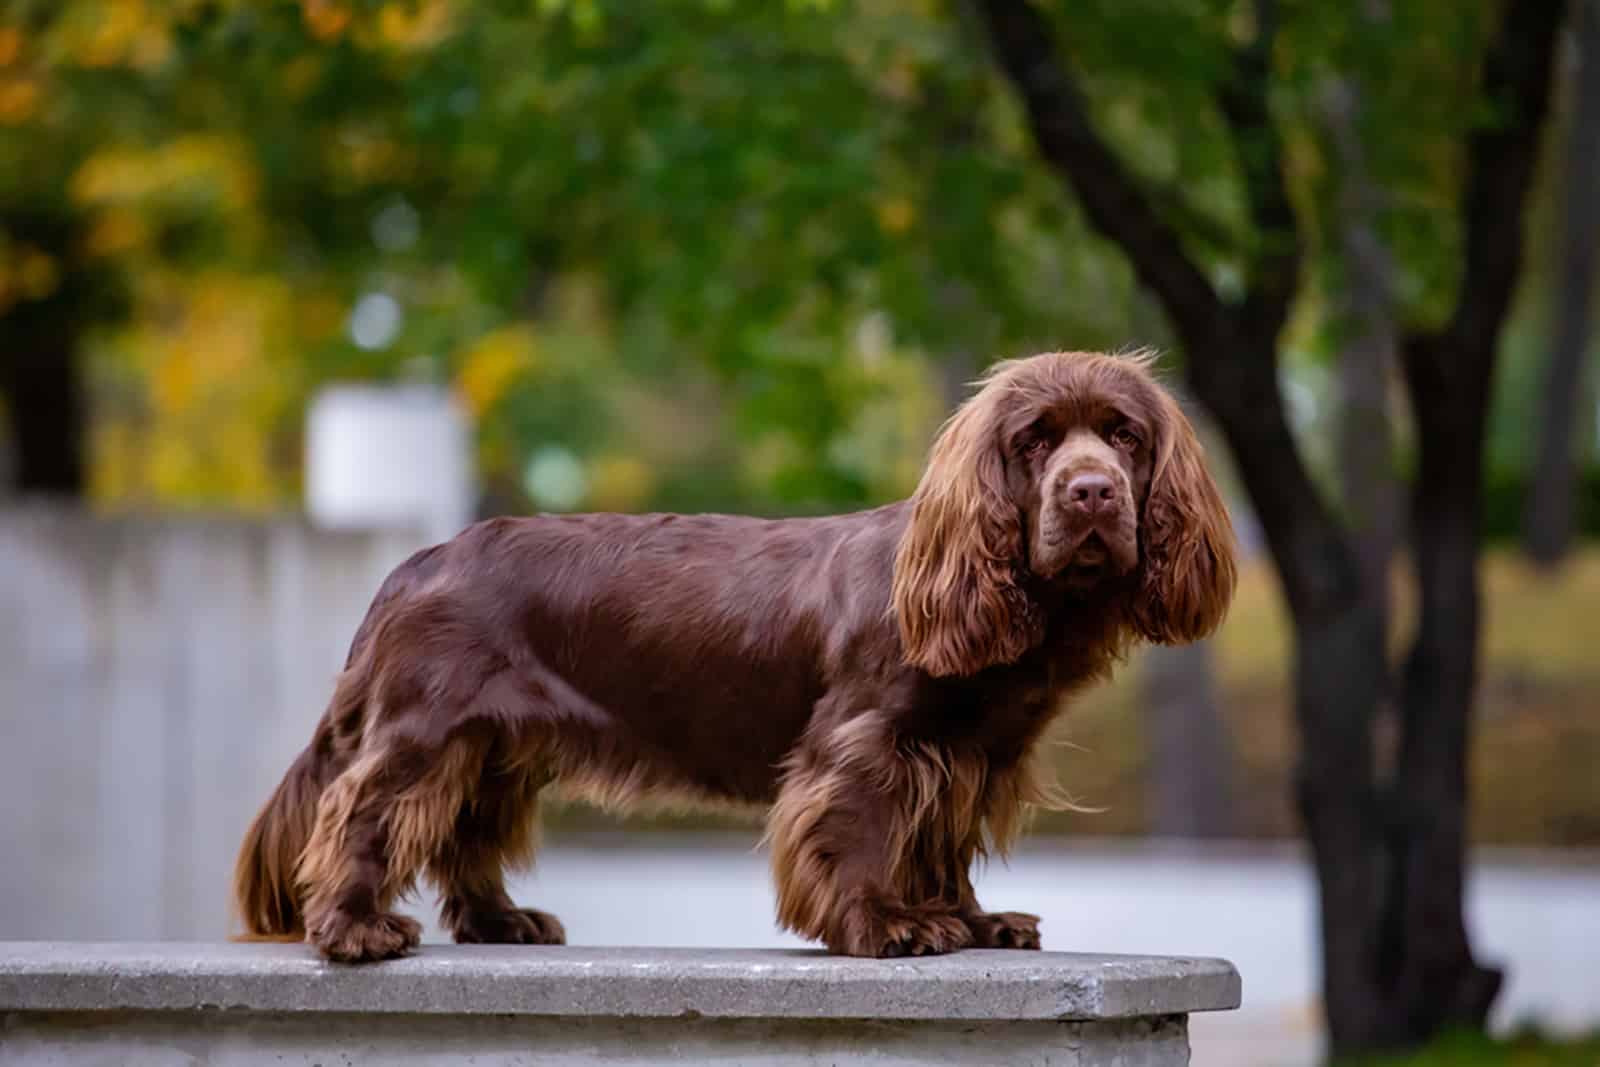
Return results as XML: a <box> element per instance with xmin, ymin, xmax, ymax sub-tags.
<box><xmin>0</xmin><ymin>943</ymin><xmax>1241</xmax><ymax>1066</ymax></box>
<box><xmin>0</xmin><ymin>942</ymin><xmax>1239</xmax><ymax>1020</ymax></box>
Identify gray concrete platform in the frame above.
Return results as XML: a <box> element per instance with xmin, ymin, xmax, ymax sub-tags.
<box><xmin>0</xmin><ymin>942</ymin><xmax>1241</xmax><ymax>1065</ymax></box>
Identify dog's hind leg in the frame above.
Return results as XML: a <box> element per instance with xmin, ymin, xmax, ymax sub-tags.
<box><xmin>429</xmin><ymin>749</ymin><xmax>564</xmax><ymax>946</ymax></box>
<box><xmin>298</xmin><ymin>732</ymin><xmax>486</xmax><ymax>963</ymax></box>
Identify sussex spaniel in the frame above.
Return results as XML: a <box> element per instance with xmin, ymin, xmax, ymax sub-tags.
<box><xmin>234</xmin><ymin>349</ymin><xmax>1236</xmax><ymax>962</ymax></box>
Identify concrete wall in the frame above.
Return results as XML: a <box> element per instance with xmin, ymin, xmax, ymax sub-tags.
<box><xmin>0</xmin><ymin>506</ymin><xmax>432</xmax><ymax>940</ymax></box>
<box><xmin>0</xmin><ymin>1012</ymin><xmax>1191</xmax><ymax>1067</ymax></box>
<box><xmin>0</xmin><ymin>943</ymin><xmax>1242</xmax><ymax>1067</ymax></box>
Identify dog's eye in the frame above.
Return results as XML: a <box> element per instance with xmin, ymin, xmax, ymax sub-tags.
<box><xmin>1023</xmin><ymin>436</ymin><xmax>1050</xmax><ymax>457</ymax></box>
<box><xmin>1110</xmin><ymin>426</ymin><xmax>1141</xmax><ymax>451</ymax></box>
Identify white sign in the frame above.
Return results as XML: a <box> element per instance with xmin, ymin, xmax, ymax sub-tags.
<box><xmin>305</xmin><ymin>383</ymin><xmax>475</xmax><ymax>546</ymax></box>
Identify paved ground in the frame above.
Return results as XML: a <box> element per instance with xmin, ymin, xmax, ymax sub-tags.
<box><xmin>425</xmin><ymin>835</ymin><xmax>1600</xmax><ymax>1067</ymax></box>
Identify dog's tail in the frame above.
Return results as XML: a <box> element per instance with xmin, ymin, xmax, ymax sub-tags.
<box><xmin>231</xmin><ymin>660</ymin><xmax>372</xmax><ymax>939</ymax></box>
<box><xmin>231</xmin><ymin>738</ymin><xmax>332</xmax><ymax>941</ymax></box>
<box><xmin>232</xmin><ymin>545</ymin><xmax>440</xmax><ymax>940</ymax></box>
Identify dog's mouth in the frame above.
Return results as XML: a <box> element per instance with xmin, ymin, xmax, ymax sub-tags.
<box><xmin>1071</xmin><ymin>535</ymin><xmax>1109</xmax><ymax>568</ymax></box>
<box><xmin>1056</xmin><ymin>533</ymin><xmax>1116</xmax><ymax>585</ymax></box>
<box><xmin>1034</xmin><ymin>517</ymin><xmax>1138</xmax><ymax>585</ymax></box>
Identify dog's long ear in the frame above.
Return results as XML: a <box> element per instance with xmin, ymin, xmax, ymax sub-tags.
<box><xmin>1129</xmin><ymin>385</ymin><xmax>1237</xmax><ymax>645</ymax></box>
<box><xmin>893</xmin><ymin>379</ymin><xmax>1040</xmax><ymax>677</ymax></box>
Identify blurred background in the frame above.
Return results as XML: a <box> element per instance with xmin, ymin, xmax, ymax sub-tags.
<box><xmin>1</xmin><ymin>2</ymin><xmax>1597</xmax><ymax>1065</ymax></box>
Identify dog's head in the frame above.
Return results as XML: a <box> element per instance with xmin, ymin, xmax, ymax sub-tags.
<box><xmin>892</xmin><ymin>350</ymin><xmax>1237</xmax><ymax>677</ymax></box>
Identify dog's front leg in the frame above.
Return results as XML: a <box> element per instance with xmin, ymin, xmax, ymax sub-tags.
<box><xmin>951</xmin><ymin>859</ymin><xmax>1042</xmax><ymax>950</ymax></box>
<box><xmin>766</xmin><ymin>724</ymin><xmax>975</xmax><ymax>958</ymax></box>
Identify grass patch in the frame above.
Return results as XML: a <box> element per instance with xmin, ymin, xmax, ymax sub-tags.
<box><xmin>1352</xmin><ymin>1027</ymin><xmax>1600</xmax><ymax>1066</ymax></box>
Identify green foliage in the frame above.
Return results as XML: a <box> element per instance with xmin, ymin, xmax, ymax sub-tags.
<box><xmin>1482</xmin><ymin>463</ymin><xmax>1600</xmax><ymax>544</ymax></box>
<box><xmin>1349</xmin><ymin>1026</ymin><xmax>1600</xmax><ymax>1067</ymax></box>
<box><xmin>0</xmin><ymin>0</ymin><xmax>1583</xmax><ymax>518</ymax></box>
<box><xmin>2</xmin><ymin>0</ymin><xmax>1155</xmax><ymax>513</ymax></box>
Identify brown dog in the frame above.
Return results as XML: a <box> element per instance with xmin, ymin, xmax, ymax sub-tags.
<box><xmin>233</xmin><ymin>350</ymin><xmax>1236</xmax><ymax>962</ymax></box>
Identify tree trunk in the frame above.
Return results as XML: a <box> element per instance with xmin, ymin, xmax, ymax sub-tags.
<box><xmin>1322</xmin><ymin>73</ymin><xmax>1401</xmax><ymax>630</ymax></box>
<box><xmin>1379</xmin><ymin>0</ymin><xmax>1566</xmax><ymax>1040</ymax></box>
<box><xmin>1292</xmin><ymin>603</ymin><xmax>1391</xmax><ymax>1052</ymax></box>
<box><xmin>1524</xmin><ymin>0</ymin><xmax>1600</xmax><ymax>566</ymax></box>
<box><xmin>1383</xmin><ymin>337</ymin><xmax>1506</xmax><ymax>1041</ymax></box>
<box><xmin>974</xmin><ymin>0</ymin><xmax>1564</xmax><ymax>1057</ymax></box>
<box><xmin>1</xmin><ymin>210</ymin><xmax>94</xmax><ymax>499</ymax></box>
<box><xmin>1187</xmin><ymin>352</ymin><xmax>1405</xmax><ymax>1054</ymax></box>
<box><xmin>1389</xmin><ymin>505</ymin><xmax>1504</xmax><ymax>1032</ymax></box>
<box><xmin>1143</xmin><ymin>641</ymin><xmax>1236</xmax><ymax>839</ymax></box>
<box><xmin>1376</xmin><ymin>331</ymin><xmax>1510</xmax><ymax>1043</ymax></box>
<box><xmin>1</xmin><ymin>344</ymin><xmax>84</xmax><ymax>497</ymax></box>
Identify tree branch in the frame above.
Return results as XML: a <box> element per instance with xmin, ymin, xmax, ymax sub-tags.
<box><xmin>1218</xmin><ymin>0</ymin><xmax>1302</xmax><ymax>346</ymax></box>
<box><xmin>976</xmin><ymin>0</ymin><xmax>1357</xmax><ymax>621</ymax></box>
<box><xmin>1524</xmin><ymin>0</ymin><xmax>1600</xmax><ymax>564</ymax></box>
<box><xmin>972</xmin><ymin>0</ymin><xmax>1226</xmax><ymax>349</ymax></box>
<box><xmin>1404</xmin><ymin>0</ymin><xmax>1567</xmax><ymax>397</ymax></box>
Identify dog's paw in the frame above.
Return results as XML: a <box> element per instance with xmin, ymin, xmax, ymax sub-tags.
<box><xmin>309</xmin><ymin>910</ymin><xmax>422</xmax><ymax>963</ymax></box>
<box><xmin>452</xmin><ymin>907</ymin><xmax>566</xmax><ymax>946</ymax></box>
<box><xmin>831</xmin><ymin>901</ymin><xmax>975</xmax><ymax>959</ymax></box>
<box><xmin>965</xmin><ymin>910</ymin><xmax>1041</xmax><ymax>950</ymax></box>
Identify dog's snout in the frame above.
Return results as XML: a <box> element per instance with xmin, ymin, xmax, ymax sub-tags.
<box><xmin>1064</xmin><ymin>472</ymin><xmax>1117</xmax><ymax>514</ymax></box>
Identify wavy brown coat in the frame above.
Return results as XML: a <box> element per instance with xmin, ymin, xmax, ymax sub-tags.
<box><xmin>234</xmin><ymin>350</ymin><xmax>1237</xmax><ymax>962</ymax></box>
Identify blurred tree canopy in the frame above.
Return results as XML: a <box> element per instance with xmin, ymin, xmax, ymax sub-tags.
<box><xmin>1</xmin><ymin>0</ymin><xmax>1155</xmax><ymax>514</ymax></box>
<box><xmin>1</xmin><ymin>0</ymin><xmax>1590</xmax><ymax>519</ymax></box>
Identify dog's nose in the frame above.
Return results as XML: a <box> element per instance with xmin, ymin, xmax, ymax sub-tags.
<box><xmin>1065</xmin><ymin>472</ymin><xmax>1117</xmax><ymax>514</ymax></box>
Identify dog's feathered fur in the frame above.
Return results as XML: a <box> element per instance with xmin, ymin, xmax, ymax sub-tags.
<box><xmin>234</xmin><ymin>350</ymin><xmax>1236</xmax><ymax>961</ymax></box>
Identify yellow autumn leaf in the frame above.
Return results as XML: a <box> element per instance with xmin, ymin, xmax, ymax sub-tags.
<box><xmin>88</xmin><ymin>421</ymin><xmax>139</xmax><ymax>505</ymax></box>
<box><xmin>72</xmin><ymin>136</ymin><xmax>258</xmax><ymax>213</ymax></box>
<box><xmin>0</xmin><ymin>27</ymin><xmax>23</xmax><ymax>66</ymax></box>
<box><xmin>294</xmin><ymin>293</ymin><xmax>345</xmax><ymax>341</ymax></box>
<box><xmin>876</xmin><ymin>197</ymin><xmax>916</xmax><ymax>235</ymax></box>
<box><xmin>188</xmin><ymin>278</ymin><xmax>267</xmax><ymax>377</ymax></box>
<box><xmin>0</xmin><ymin>77</ymin><xmax>39</xmax><ymax>124</ymax></box>
<box><xmin>457</xmin><ymin>326</ymin><xmax>537</xmax><ymax>415</ymax></box>
<box><xmin>83</xmin><ymin>210</ymin><xmax>149</xmax><ymax>259</ymax></box>
<box><xmin>17</xmin><ymin>247</ymin><xmax>59</xmax><ymax>300</ymax></box>
<box><xmin>586</xmin><ymin>455</ymin><xmax>655</xmax><ymax>512</ymax></box>
<box><xmin>215</xmin><ymin>419</ymin><xmax>273</xmax><ymax>508</ymax></box>
<box><xmin>89</xmin><ymin>268</ymin><xmax>301</xmax><ymax>509</ymax></box>
<box><xmin>303</xmin><ymin>0</ymin><xmax>351</xmax><ymax>42</ymax></box>
<box><xmin>151</xmin><ymin>350</ymin><xmax>197</xmax><ymax>414</ymax></box>
<box><xmin>147</xmin><ymin>432</ymin><xmax>196</xmax><ymax>500</ymax></box>
<box><xmin>68</xmin><ymin>0</ymin><xmax>147</xmax><ymax>69</ymax></box>
<box><xmin>129</xmin><ymin>25</ymin><xmax>172</xmax><ymax>72</ymax></box>
<box><xmin>376</xmin><ymin>0</ymin><xmax>454</xmax><ymax>50</ymax></box>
